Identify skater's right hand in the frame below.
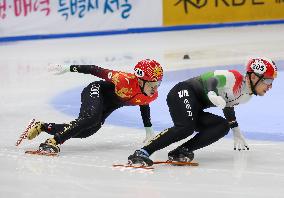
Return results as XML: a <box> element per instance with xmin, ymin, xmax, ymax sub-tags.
<box><xmin>48</xmin><ymin>64</ymin><xmax>70</xmax><ymax>75</ymax></box>
<box><xmin>207</xmin><ymin>91</ymin><xmax>226</xmax><ymax>109</ymax></box>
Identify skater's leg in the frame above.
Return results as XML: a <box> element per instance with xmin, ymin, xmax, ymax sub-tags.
<box><xmin>26</xmin><ymin>120</ymin><xmax>68</xmax><ymax>140</ymax></box>
<box><xmin>128</xmin><ymin>83</ymin><xmax>201</xmax><ymax>165</ymax></box>
<box><xmin>42</xmin><ymin>123</ymin><xmax>69</xmax><ymax>135</ymax></box>
<box><xmin>38</xmin><ymin>82</ymin><xmax>106</xmax><ymax>153</ymax></box>
<box><xmin>61</xmin><ymin>83</ymin><xmax>121</xmax><ymax>139</ymax></box>
<box><xmin>181</xmin><ymin>112</ymin><xmax>230</xmax><ymax>151</ymax></box>
<box><xmin>142</xmin><ymin>84</ymin><xmax>201</xmax><ymax>155</ymax></box>
<box><xmin>53</xmin><ymin>82</ymin><xmax>105</xmax><ymax>144</ymax></box>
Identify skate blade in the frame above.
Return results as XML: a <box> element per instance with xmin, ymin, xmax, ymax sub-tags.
<box><xmin>16</xmin><ymin>119</ymin><xmax>36</xmax><ymax>146</ymax></box>
<box><xmin>112</xmin><ymin>164</ymin><xmax>154</xmax><ymax>170</ymax></box>
<box><xmin>25</xmin><ymin>150</ymin><xmax>58</xmax><ymax>157</ymax></box>
<box><xmin>153</xmin><ymin>160</ymin><xmax>199</xmax><ymax>166</ymax></box>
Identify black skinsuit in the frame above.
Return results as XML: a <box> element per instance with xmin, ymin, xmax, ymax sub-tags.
<box><xmin>42</xmin><ymin>65</ymin><xmax>153</xmax><ymax>144</ymax></box>
<box><xmin>143</xmin><ymin>77</ymin><xmax>235</xmax><ymax>155</ymax></box>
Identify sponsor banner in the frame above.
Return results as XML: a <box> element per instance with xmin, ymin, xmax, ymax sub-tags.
<box><xmin>163</xmin><ymin>0</ymin><xmax>284</xmax><ymax>26</ymax></box>
<box><xmin>0</xmin><ymin>0</ymin><xmax>162</xmax><ymax>37</ymax></box>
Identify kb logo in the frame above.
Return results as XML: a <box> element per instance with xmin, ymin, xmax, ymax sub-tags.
<box><xmin>174</xmin><ymin>0</ymin><xmax>207</xmax><ymax>13</ymax></box>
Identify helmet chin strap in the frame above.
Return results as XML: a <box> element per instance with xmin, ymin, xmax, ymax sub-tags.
<box><xmin>138</xmin><ymin>79</ymin><xmax>148</xmax><ymax>96</ymax></box>
<box><xmin>248</xmin><ymin>72</ymin><xmax>263</xmax><ymax>96</ymax></box>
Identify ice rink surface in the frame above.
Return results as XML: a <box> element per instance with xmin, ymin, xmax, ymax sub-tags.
<box><xmin>1</xmin><ymin>24</ymin><xmax>284</xmax><ymax>198</ymax></box>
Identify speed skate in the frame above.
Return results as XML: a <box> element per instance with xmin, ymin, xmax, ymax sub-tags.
<box><xmin>113</xmin><ymin>160</ymin><xmax>199</xmax><ymax>170</ymax></box>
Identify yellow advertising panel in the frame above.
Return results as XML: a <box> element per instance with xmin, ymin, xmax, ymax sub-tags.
<box><xmin>163</xmin><ymin>0</ymin><xmax>284</xmax><ymax>26</ymax></box>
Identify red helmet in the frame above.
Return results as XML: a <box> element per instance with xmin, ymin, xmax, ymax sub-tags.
<box><xmin>246</xmin><ymin>57</ymin><xmax>277</xmax><ymax>79</ymax></box>
<box><xmin>134</xmin><ymin>59</ymin><xmax>163</xmax><ymax>81</ymax></box>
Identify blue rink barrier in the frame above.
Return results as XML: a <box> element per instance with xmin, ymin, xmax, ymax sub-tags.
<box><xmin>1</xmin><ymin>19</ymin><xmax>284</xmax><ymax>43</ymax></box>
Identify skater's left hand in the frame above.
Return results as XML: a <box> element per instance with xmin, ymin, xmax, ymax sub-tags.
<box><xmin>48</xmin><ymin>64</ymin><xmax>70</xmax><ymax>75</ymax></box>
<box><xmin>143</xmin><ymin>127</ymin><xmax>156</xmax><ymax>143</ymax></box>
<box><xmin>232</xmin><ymin>127</ymin><xmax>249</xmax><ymax>151</ymax></box>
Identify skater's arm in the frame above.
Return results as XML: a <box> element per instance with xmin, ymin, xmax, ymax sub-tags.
<box><xmin>207</xmin><ymin>77</ymin><xmax>226</xmax><ymax>109</ymax></box>
<box><xmin>206</xmin><ymin>77</ymin><xmax>218</xmax><ymax>92</ymax></box>
<box><xmin>50</xmin><ymin>64</ymin><xmax>130</xmax><ymax>84</ymax></box>
<box><xmin>223</xmin><ymin>107</ymin><xmax>249</xmax><ymax>150</ymax></box>
<box><xmin>50</xmin><ymin>64</ymin><xmax>115</xmax><ymax>80</ymax></box>
<box><xmin>222</xmin><ymin>107</ymin><xmax>238</xmax><ymax>128</ymax></box>
<box><xmin>70</xmin><ymin>65</ymin><xmax>114</xmax><ymax>80</ymax></box>
<box><xmin>139</xmin><ymin>105</ymin><xmax>152</xmax><ymax>127</ymax></box>
<box><xmin>140</xmin><ymin>105</ymin><xmax>155</xmax><ymax>143</ymax></box>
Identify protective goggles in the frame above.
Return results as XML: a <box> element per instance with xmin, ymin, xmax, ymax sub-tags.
<box><xmin>261</xmin><ymin>78</ymin><xmax>274</xmax><ymax>85</ymax></box>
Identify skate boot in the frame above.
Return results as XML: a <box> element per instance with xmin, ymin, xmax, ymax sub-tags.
<box><xmin>27</xmin><ymin>120</ymin><xmax>44</xmax><ymax>140</ymax></box>
<box><xmin>39</xmin><ymin>138</ymin><xmax>60</xmax><ymax>153</ymax></box>
<box><xmin>168</xmin><ymin>146</ymin><xmax>194</xmax><ymax>162</ymax></box>
<box><xmin>128</xmin><ymin>149</ymin><xmax>153</xmax><ymax>166</ymax></box>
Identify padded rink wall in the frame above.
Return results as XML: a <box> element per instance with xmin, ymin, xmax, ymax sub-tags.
<box><xmin>0</xmin><ymin>0</ymin><xmax>284</xmax><ymax>42</ymax></box>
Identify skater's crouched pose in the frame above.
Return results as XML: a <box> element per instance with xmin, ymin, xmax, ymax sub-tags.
<box><xmin>128</xmin><ymin>57</ymin><xmax>277</xmax><ymax>166</ymax></box>
<box><xmin>22</xmin><ymin>59</ymin><xmax>163</xmax><ymax>154</ymax></box>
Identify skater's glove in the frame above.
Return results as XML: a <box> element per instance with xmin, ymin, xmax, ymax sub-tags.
<box><xmin>48</xmin><ymin>64</ymin><xmax>70</xmax><ymax>75</ymax></box>
<box><xmin>232</xmin><ymin>126</ymin><xmax>249</xmax><ymax>151</ymax></box>
<box><xmin>143</xmin><ymin>127</ymin><xmax>156</xmax><ymax>143</ymax></box>
<box><xmin>207</xmin><ymin>91</ymin><xmax>226</xmax><ymax>109</ymax></box>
